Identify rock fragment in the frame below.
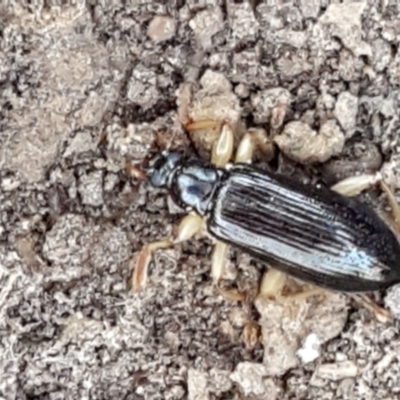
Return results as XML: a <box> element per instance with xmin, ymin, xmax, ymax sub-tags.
<box><xmin>147</xmin><ymin>16</ymin><xmax>177</xmax><ymax>42</ymax></box>
<box><xmin>274</xmin><ymin>120</ymin><xmax>344</xmax><ymax>164</ymax></box>
<box><xmin>319</xmin><ymin>2</ymin><xmax>371</xmax><ymax>56</ymax></box>
<box><xmin>334</xmin><ymin>91</ymin><xmax>358</xmax><ymax>138</ymax></box>
<box><xmin>189</xmin><ymin>7</ymin><xmax>223</xmax><ymax>49</ymax></box>
<box><xmin>251</xmin><ymin>88</ymin><xmax>292</xmax><ymax>125</ymax></box>
<box><xmin>188</xmin><ymin>369</ymin><xmax>209</xmax><ymax>400</ymax></box>
<box><xmin>78</xmin><ymin>171</ymin><xmax>103</xmax><ymax>207</ymax></box>
<box><xmin>230</xmin><ymin>362</ymin><xmax>277</xmax><ymax>398</ymax></box>
<box><xmin>254</xmin><ymin>290</ymin><xmax>347</xmax><ymax>376</ymax></box>
<box><xmin>311</xmin><ymin>361</ymin><xmax>358</xmax><ymax>385</ymax></box>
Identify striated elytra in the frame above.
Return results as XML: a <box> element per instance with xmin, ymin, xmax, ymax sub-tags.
<box><xmin>149</xmin><ymin>152</ymin><xmax>400</xmax><ymax>292</ymax></box>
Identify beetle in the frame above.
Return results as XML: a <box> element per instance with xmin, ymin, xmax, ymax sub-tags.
<box><xmin>131</xmin><ymin>122</ymin><xmax>400</xmax><ymax>301</ymax></box>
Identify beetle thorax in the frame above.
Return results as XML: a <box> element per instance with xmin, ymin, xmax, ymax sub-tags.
<box><xmin>170</xmin><ymin>164</ymin><xmax>222</xmax><ymax>216</ymax></box>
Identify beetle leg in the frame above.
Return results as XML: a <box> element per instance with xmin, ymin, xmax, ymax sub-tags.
<box><xmin>212</xmin><ymin>141</ymin><xmax>249</xmax><ymax>299</ymax></box>
<box><xmin>236</xmin><ymin>130</ymin><xmax>287</xmax><ymax>300</ymax></box>
<box><xmin>216</xmin><ymin>286</ymin><xmax>246</xmax><ymax>302</ymax></box>
<box><xmin>209</xmin><ymin>124</ymin><xmax>236</xmax><ymax>295</ymax></box>
<box><xmin>380</xmin><ymin>181</ymin><xmax>400</xmax><ymax>235</ymax></box>
<box><xmin>185</xmin><ymin>119</ymin><xmax>235</xmax><ymax>166</ymax></box>
<box><xmin>258</xmin><ymin>268</ymin><xmax>287</xmax><ymax>299</ymax></box>
<box><xmin>235</xmin><ymin>128</ymin><xmax>274</xmax><ymax>164</ymax></box>
<box><xmin>332</xmin><ymin>175</ymin><xmax>399</xmax><ymax>319</ymax></box>
<box><xmin>351</xmin><ymin>294</ymin><xmax>392</xmax><ymax>323</ymax></box>
<box><xmin>174</xmin><ymin>212</ymin><xmax>204</xmax><ymax>243</ymax></box>
<box><xmin>131</xmin><ymin>240</ymin><xmax>173</xmax><ymax>291</ymax></box>
<box><xmin>185</xmin><ymin>119</ymin><xmax>222</xmax><ymax>132</ymax></box>
<box><xmin>212</xmin><ymin>125</ymin><xmax>275</xmax><ymax>301</ymax></box>
<box><xmin>332</xmin><ymin>175</ymin><xmax>400</xmax><ymax>234</ymax></box>
<box><xmin>235</xmin><ymin>132</ymin><xmax>254</xmax><ymax>163</ymax></box>
<box><xmin>330</xmin><ymin>174</ymin><xmax>381</xmax><ymax>197</ymax></box>
<box><xmin>131</xmin><ymin>213</ymin><xmax>203</xmax><ymax>291</ymax></box>
<box><xmin>182</xmin><ymin>120</ymin><xmax>238</xmax><ymax>300</ymax></box>
<box><xmin>211</xmin><ymin>123</ymin><xmax>234</xmax><ymax>167</ymax></box>
<box><xmin>242</xmin><ymin>320</ymin><xmax>261</xmax><ymax>349</ymax></box>
<box><xmin>211</xmin><ymin>241</ymin><xmax>230</xmax><ymax>284</ymax></box>
<box><xmin>212</xmin><ymin>127</ymin><xmax>265</xmax><ymax>299</ymax></box>
<box><xmin>212</xmin><ymin>241</ymin><xmax>246</xmax><ymax>302</ymax></box>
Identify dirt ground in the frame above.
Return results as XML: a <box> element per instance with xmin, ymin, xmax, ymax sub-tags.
<box><xmin>2</xmin><ymin>1</ymin><xmax>400</xmax><ymax>399</ymax></box>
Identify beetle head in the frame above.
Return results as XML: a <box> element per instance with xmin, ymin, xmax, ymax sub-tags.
<box><xmin>148</xmin><ymin>151</ymin><xmax>182</xmax><ymax>189</ymax></box>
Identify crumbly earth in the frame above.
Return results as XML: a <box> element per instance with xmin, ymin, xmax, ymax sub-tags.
<box><xmin>2</xmin><ymin>1</ymin><xmax>400</xmax><ymax>399</ymax></box>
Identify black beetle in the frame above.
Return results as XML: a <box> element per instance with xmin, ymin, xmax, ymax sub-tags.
<box><xmin>138</xmin><ymin>151</ymin><xmax>400</xmax><ymax>293</ymax></box>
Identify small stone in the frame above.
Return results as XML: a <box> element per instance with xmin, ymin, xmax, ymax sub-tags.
<box><xmin>319</xmin><ymin>2</ymin><xmax>371</xmax><ymax>57</ymax></box>
<box><xmin>234</xmin><ymin>83</ymin><xmax>250</xmax><ymax>99</ymax></box>
<box><xmin>208</xmin><ymin>369</ymin><xmax>232</xmax><ymax>394</ymax></box>
<box><xmin>300</xmin><ymin>0</ymin><xmax>320</xmax><ymax>19</ymax></box>
<box><xmin>1</xmin><ymin>177</ymin><xmax>20</xmax><ymax>191</ymax></box>
<box><xmin>228</xmin><ymin>308</ymin><xmax>248</xmax><ymax>328</ymax></box>
<box><xmin>277</xmin><ymin>54</ymin><xmax>312</xmax><ymax>79</ymax></box>
<box><xmin>64</xmin><ymin>131</ymin><xmax>96</xmax><ymax>158</ymax></box>
<box><xmin>227</xmin><ymin>2</ymin><xmax>259</xmax><ymax>43</ymax></box>
<box><xmin>78</xmin><ymin>171</ymin><xmax>104</xmax><ymax>207</ymax></box>
<box><xmin>78</xmin><ymin>91</ymin><xmax>109</xmax><ymax>127</ymax></box>
<box><xmin>371</xmin><ymin>38</ymin><xmax>392</xmax><ymax>72</ymax></box>
<box><xmin>274</xmin><ymin>30</ymin><xmax>308</xmax><ymax>49</ymax></box>
<box><xmin>230</xmin><ymin>362</ymin><xmax>272</xmax><ymax>397</ymax></box>
<box><xmin>189</xmin><ymin>7</ymin><xmax>223</xmax><ymax>49</ymax></box>
<box><xmin>127</xmin><ymin>64</ymin><xmax>159</xmax><ymax>110</ymax></box>
<box><xmin>199</xmin><ymin>69</ymin><xmax>232</xmax><ymax>94</ymax></box>
<box><xmin>274</xmin><ymin>120</ymin><xmax>344</xmax><ymax>164</ymax></box>
<box><xmin>43</xmin><ymin>214</ymin><xmax>96</xmax><ymax>266</ymax></box>
<box><xmin>375</xmin><ymin>353</ymin><xmax>396</xmax><ymax>375</ymax></box>
<box><xmin>384</xmin><ymin>284</ymin><xmax>400</xmax><ymax>319</ymax></box>
<box><xmin>187</xmin><ymin>369</ymin><xmax>209</xmax><ymax>400</ymax></box>
<box><xmin>209</xmin><ymin>52</ymin><xmax>229</xmax><ymax>70</ymax></box>
<box><xmin>334</xmin><ymin>91</ymin><xmax>358</xmax><ymax>138</ymax></box>
<box><xmin>318</xmin><ymin>93</ymin><xmax>336</xmax><ymax>111</ymax></box>
<box><xmin>312</xmin><ymin>361</ymin><xmax>358</xmax><ymax>382</ymax></box>
<box><xmin>88</xmin><ymin>226</ymin><xmax>132</xmax><ymax>270</ymax></box>
<box><xmin>254</xmin><ymin>290</ymin><xmax>347</xmax><ymax>376</ymax></box>
<box><xmin>15</xmin><ymin>236</ymin><xmax>41</xmax><ymax>270</ymax></box>
<box><xmin>297</xmin><ymin>333</ymin><xmax>321</xmax><ymax>364</ymax></box>
<box><xmin>167</xmin><ymin>386</ymin><xmax>185</xmax><ymax>399</ymax></box>
<box><xmin>147</xmin><ymin>16</ymin><xmax>176</xmax><ymax>43</ymax></box>
<box><xmin>251</xmin><ymin>88</ymin><xmax>292</xmax><ymax>124</ymax></box>
<box><xmin>106</xmin><ymin>122</ymin><xmax>154</xmax><ymax>161</ymax></box>
<box><xmin>104</xmin><ymin>173</ymin><xmax>119</xmax><ymax>192</ymax></box>
<box><xmin>382</xmin><ymin>22</ymin><xmax>397</xmax><ymax>42</ymax></box>
<box><xmin>254</xmin><ymin>299</ymin><xmax>300</xmax><ymax>376</ymax></box>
